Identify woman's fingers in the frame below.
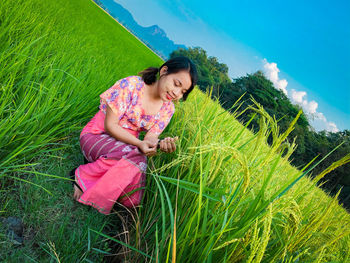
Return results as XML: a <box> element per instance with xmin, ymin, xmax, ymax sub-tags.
<box><xmin>145</xmin><ymin>145</ymin><xmax>157</xmax><ymax>156</ymax></box>
<box><xmin>145</xmin><ymin>149</ymin><xmax>155</xmax><ymax>156</ymax></box>
<box><xmin>139</xmin><ymin>135</ymin><xmax>178</xmax><ymax>155</ymax></box>
<box><xmin>160</xmin><ymin>139</ymin><xmax>166</xmax><ymax>152</ymax></box>
<box><xmin>145</xmin><ymin>140</ymin><xmax>157</xmax><ymax>148</ymax></box>
<box><xmin>167</xmin><ymin>138</ymin><xmax>175</xmax><ymax>152</ymax></box>
<box><xmin>164</xmin><ymin>137</ymin><xmax>171</xmax><ymax>152</ymax></box>
<box><xmin>139</xmin><ymin>140</ymin><xmax>157</xmax><ymax>156</ymax></box>
<box><xmin>160</xmin><ymin>137</ymin><xmax>176</xmax><ymax>153</ymax></box>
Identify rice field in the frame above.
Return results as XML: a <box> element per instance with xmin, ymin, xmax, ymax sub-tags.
<box><xmin>1</xmin><ymin>0</ymin><xmax>350</xmax><ymax>262</ymax></box>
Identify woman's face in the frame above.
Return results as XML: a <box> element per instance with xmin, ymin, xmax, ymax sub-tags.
<box><xmin>157</xmin><ymin>66</ymin><xmax>192</xmax><ymax>102</ymax></box>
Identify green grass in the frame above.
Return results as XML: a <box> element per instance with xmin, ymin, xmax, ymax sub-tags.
<box><xmin>1</xmin><ymin>0</ymin><xmax>350</xmax><ymax>262</ymax></box>
<box><xmin>1</xmin><ymin>135</ymin><xmax>120</xmax><ymax>262</ymax></box>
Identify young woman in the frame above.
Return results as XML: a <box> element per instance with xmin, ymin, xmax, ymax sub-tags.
<box><xmin>70</xmin><ymin>56</ymin><xmax>198</xmax><ymax>214</ymax></box>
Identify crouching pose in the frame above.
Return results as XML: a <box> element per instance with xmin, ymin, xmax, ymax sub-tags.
<box><xmin>71</xmin><ymin>56</ymin><xmax>198</xmax><ymax>214</ymax></box>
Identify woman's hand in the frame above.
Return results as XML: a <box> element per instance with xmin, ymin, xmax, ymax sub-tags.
<box><xmin>143</xmin><ymin>136</ymin><xmax>159</xmax><ymax>147</ymax></box>
<box><xmin>138</xmin><ymin>140</ymin><xmax>157</xmax><ymax>157</ymax></box>
<box><xmin>159</xmin><ymin>137</ymin><xmax>178</xmax><ymax>153</ymax></box>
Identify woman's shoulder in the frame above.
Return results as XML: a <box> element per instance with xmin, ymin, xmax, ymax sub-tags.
<box><xmin>113</xmin><ymin>75</ymin><xmax>141</xmax><ymax>84</ymax></box>
<box><xmin>122</xmin><ymin>75</ymin><xmax>142</xmax><ymax>81</ymax></box>
<box><xmin>115</xmin><ymin>75</ymin><xmax>144</xmax><ymax>92</ymax></box>
<box><xmin>119</xmin><ymin>75</ymin><xmax>143</xmax><ymax>84</ymax></box>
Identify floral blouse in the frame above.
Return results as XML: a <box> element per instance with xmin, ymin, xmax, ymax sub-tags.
<box><xmin>99</xmin><ymin>76</ymin><xmax>175</xmax><ymax>135</ymax></box>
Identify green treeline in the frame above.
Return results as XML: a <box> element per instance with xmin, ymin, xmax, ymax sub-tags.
<box><xmin>171</xmin><ymin>47</ymin><xmax>350</xmax><ymax>209</ymax></box>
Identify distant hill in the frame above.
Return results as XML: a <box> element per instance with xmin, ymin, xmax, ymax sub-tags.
<box><xmin>94</xmin><ymin>0</ymin><xmax>186</xmax><ymax>59</ymax></box>
<box><xmin>4</xmin><ymin>0</ymin><xmax>350</xmax><ymax>261</ymax></box>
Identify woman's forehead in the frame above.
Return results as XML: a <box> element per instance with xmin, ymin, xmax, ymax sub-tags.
<box><xmin>173</xmin><ymin>71</ymin><xmax>191</xmax><ymax>87</ymax></box>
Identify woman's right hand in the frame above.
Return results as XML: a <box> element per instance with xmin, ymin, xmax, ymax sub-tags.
<box><xmin>138</xmin><ymin>140</ymin><xmax>157</xmax><ymax>157</ymax></box>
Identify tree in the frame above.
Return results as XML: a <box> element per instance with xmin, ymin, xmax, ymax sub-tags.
<box><xmin>170</xmin><ymin>47</ymin><xmax>350</xmax><ymax>209</ymax></box>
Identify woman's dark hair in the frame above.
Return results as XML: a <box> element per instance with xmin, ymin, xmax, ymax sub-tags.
<box><xmin>138</xmin><ymin>56</ymin><xmax>198</xmax><ymax>101</ymax></box>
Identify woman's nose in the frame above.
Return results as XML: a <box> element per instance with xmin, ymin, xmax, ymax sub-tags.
<box><xmin>173</xmin><ymin>88</ymin><xmax>181</xmax><ymax>98</ymax></box>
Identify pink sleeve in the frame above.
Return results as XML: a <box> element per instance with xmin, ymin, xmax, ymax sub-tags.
<box><xmin>148</xmin><ymin>103</ymin><xmax>175</xmax><ymax>135</ymax></box>
<box><xmin>99</xmin><ymin>77</ymin><xmax>132</xmax><ymax>120</ymax></box>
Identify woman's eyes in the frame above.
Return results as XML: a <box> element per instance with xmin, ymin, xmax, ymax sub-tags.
<box><xmin>173</xmin><ymin>80</ymin><xmax>186</xmax><ymax>94</ymax></box>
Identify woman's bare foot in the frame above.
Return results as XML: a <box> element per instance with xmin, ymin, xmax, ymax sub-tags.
<box><xmin>73</xmin><ymin>180</ymin><xmax>83</xmax><ymax>201</ymax></box>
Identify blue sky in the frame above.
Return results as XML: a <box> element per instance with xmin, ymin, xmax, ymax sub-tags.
<box><xmin>114</xmin><ymin>0</ymin><xmax>350</xmax><ymax>132</ymax></box>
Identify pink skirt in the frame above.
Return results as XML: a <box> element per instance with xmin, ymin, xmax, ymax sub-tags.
<box><xmin>75</xmin><ymin>129</ymin><xmax>147</xmax><ymax>214</ymax></box>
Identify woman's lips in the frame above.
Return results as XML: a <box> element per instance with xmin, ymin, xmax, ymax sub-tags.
<box><xmin>166</xmin><ymin>93</ymin><xmax>173</xmax><ymax>100</ymax></box>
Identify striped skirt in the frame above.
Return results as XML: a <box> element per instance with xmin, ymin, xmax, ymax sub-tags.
<box><xmin>75</xmin><ymin>130</ymin><xmax>147</xmax><ymax>214</ymax></box>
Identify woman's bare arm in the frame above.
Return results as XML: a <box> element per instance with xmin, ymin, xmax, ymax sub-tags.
<box><xmin>143</xmin><ymin>131</ymin><xmax>159</xmax><ymax>145</ymax></box>
<box><xmin>104</xmin><ymin>103</ymin><xmax>142</xmax><ymax>148</ymax></box>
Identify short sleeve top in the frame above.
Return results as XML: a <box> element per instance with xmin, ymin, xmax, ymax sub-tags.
<box><xmin>99</xmin><ymin>76</ymin><xmax>175</xmax><ymax>135</ymax></box>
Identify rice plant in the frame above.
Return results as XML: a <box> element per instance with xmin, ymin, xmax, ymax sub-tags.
<box><xmin>0</xmin><ymin>0</ymin><xmax>162</xmax><ymax>181</ymax></box>
<box><xmin>1</xmin><ymin>0</ymin><xmax>349</xmax><ymax>262</ymax></box>
<box><xmin>121</xmin><ymin>90</ymin><xmax>350</xmax><ymax>262</ymax></box>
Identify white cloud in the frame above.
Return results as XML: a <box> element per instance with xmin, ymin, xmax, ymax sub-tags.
<box><xmin>305</xmin><ymin>100</ymin><xmax>318</xmax><ymax>114</ymax></box>
<box><xmin>262</xmin><ymin>59</ymin><xmax>288</xmax><ymax>95</ymax></box>
<box><xmin>262</xmin><ymin>59</ymin><xmax>339</xmax><ymax>133</ymax></box>
<box><xmin>328</xmin><ymin>122</ymin><xmax>339</xmax><ymax>132</ymax></box>
<box><xmin>291</xmin><ymin>89</ymin><xmax>306</xmax><ymax>104</ymax></box>
<box><xmin>312</xmin><ymin>114</ymin><xmax>339</xmax><ymax>132</ymax></box>
<box><xmin>315</xmin><ymin>112</ymin><xmax>326</xmax><ymax>122</ymax></box>
<box><xmin>290</xmin><ymin>90</ymin><xmax>339</xmax><ymax>132</ymax></box>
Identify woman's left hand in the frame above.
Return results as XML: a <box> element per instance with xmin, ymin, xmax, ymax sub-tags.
<box><xmin>142</xmin><ymin>137</ymin><xmax>158</xmax><ymax>157</ymax></box>
<box><xmin>159</xmin><ymin>137</ymin><xmax>178</xmax><ymax>153</ymax></box>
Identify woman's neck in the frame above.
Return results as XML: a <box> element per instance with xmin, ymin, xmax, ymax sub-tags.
<box><xmin>145</xmin><ymin>81</ymin><xmax>161</xmax><ymax>101</ymax></box>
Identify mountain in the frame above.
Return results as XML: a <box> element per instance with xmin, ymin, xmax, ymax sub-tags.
<box><xmin>93</xmin><ymin>0</ymin><xmax>186</xmax><ymax>59</ymax></box>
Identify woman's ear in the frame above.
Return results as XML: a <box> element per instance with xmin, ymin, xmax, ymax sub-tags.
<box><xmin>159</xmin><ymin>66</ymin><xmax>168</xmax><ymax>76</ymax></box>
